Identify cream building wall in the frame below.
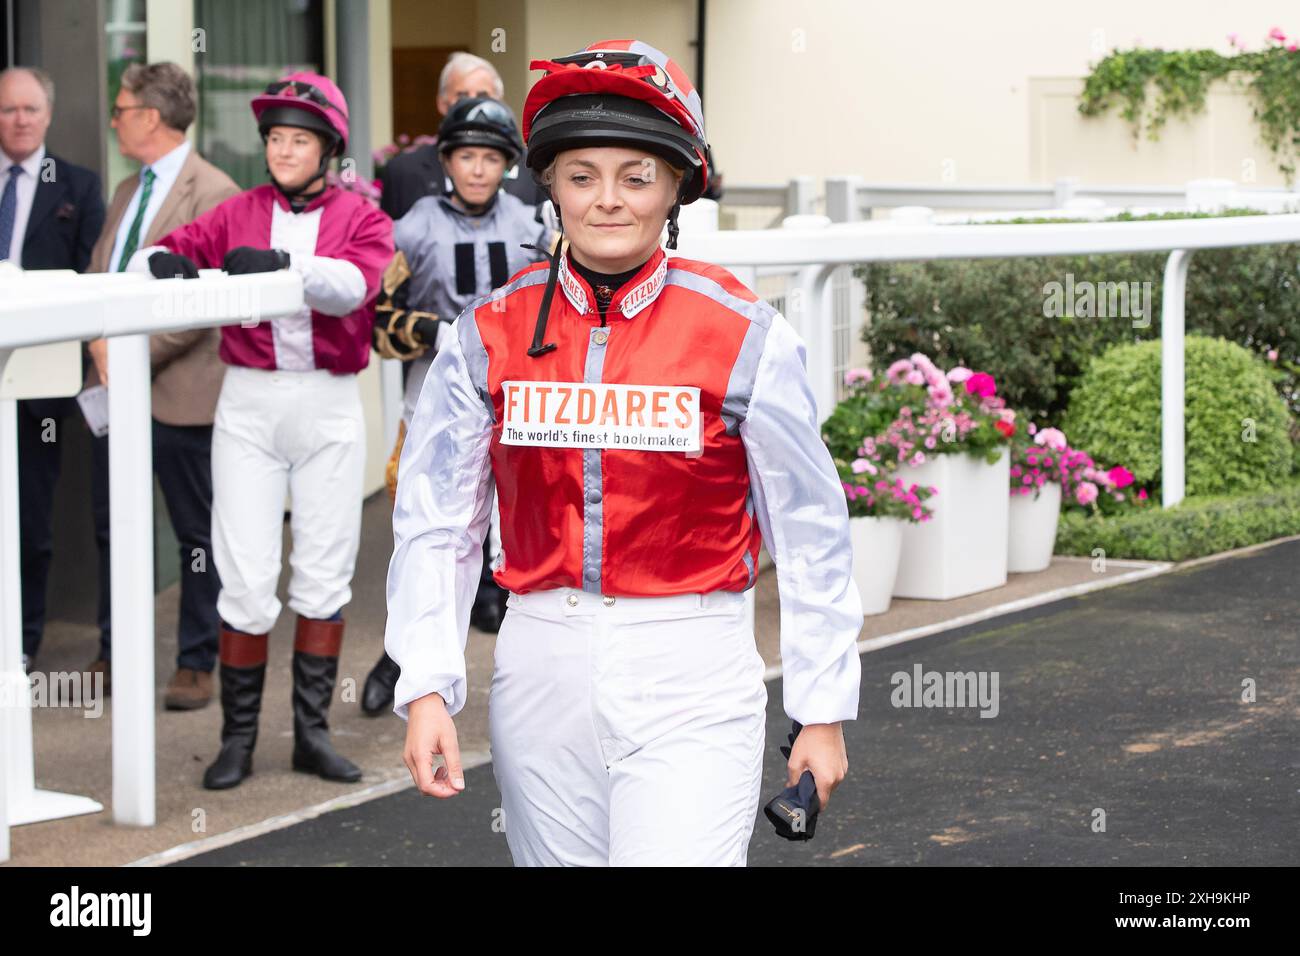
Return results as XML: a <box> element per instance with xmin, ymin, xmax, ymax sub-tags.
<box><xmin>704</xmin><ymin>0</ymin><xmax>1300</xmax><ymax>189</ymax></box>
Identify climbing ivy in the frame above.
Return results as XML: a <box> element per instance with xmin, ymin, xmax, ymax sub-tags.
<box><xmin>1079</xmin><ymin>33</ymin><xmax>1300</xmax><ymax>182</ymax></box>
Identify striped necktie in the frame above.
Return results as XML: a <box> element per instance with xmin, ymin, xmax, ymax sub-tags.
<box><xmin>116</xmin><ymin>166</ymin><xmax>157</xmax><ymax>271</ymax></box>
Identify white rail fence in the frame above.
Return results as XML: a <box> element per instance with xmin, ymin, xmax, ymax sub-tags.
<box><xmin>0</xmin><ymin>269</ymin><xmax>303</xmax><ymax>863</ymax></box>
<box><xmin>721</xmin><ymin>176</ymin><xmax>1300</xmax><ymax>227</ymax></box>
<box><xmin>674</xmin><ymin>210</ymin><xmax>1300</xmax><ymax>511</ymax></box>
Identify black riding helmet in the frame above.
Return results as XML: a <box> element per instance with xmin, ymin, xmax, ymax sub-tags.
<box><xmin>438</xmin><ymin>96</ymin><xmax>524</xmax><ymax>166</ymax></box>
<box><xmin>437</xmin><ymin>96</ymin><xmax>525</xmax><ymax>213</ymax></box>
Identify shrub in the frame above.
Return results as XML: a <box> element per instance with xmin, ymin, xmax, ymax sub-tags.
<box><xmin>857</xmin><ymin>210</ymin><xmax>1300</xmax><ymax>427</ymax></box>
<box><xmin>1054</xmin><ymin>479</ymin><xmax>1300</xmax><ymax>561</ymax></box>
<box><xmin>1063</xmin><ymin>335</ymin><xmax>1292</xmax><ymax>497</ymax></box>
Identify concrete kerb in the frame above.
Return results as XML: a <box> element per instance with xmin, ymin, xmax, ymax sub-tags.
<box><xmin>123</xmin><ymin>752</ymin><xmax>493</xmax><ymax>867</ymax></box>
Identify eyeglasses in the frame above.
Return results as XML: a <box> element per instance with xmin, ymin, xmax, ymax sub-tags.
<box><xmin>109</xmin><ymin>105</ymin><xmax>151</xmax><ymax>120</ymax></box>
<box><xmin>264</xmin><ymin>79</ymin><xmax>343</xmax><ymax>116</ymax></box>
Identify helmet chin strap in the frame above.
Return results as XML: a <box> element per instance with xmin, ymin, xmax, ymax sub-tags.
<box><xmin>264</xmin><ymin>135</ymin><xmax>337</xmax><ymax>208</ymax></box>
<box><xmin>666</xmin><ymin>201</ymin><xmax>682</xmax><ymax>250</ymax></box>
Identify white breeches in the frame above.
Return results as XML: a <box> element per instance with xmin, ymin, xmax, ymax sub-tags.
<box><xmin>211</xmin><ymin>365</ymin><xmax>365</xmax><ymax>635</ymax></box>
<box><xmin>488</xmin><ymin>586</ymin><xmax>768</xmax><ymax>866</ymax></box>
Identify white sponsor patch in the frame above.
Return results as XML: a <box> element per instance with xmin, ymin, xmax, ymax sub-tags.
<box><xmin>500</xmin><ymin>380</ymin><xmax>701</xmax><ymax>452</ymax></box>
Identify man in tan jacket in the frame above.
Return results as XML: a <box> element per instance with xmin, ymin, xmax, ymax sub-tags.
<box><xmin>84</xmin><ymin>62</ymin><xmax>239</xmax><ymax>709</ymax></box>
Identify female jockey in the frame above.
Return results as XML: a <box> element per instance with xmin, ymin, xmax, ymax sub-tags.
<box><xmin>361</xmin><ymin>95</ymin><xmax>555</xmax><ymax>715</ymax></box>
<box><xmin>385</xmin><ymin>40</ymin><xmax>863</xmax><ymax>865</ymax></box>
<box><xmin>133</xmin><ymin>72</ymin><xmax>393</xmax><ymax>790</ymax></box>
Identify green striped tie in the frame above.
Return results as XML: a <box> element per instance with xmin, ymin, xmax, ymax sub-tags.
<box><xmin>116</xmin><ymin>167</ymin><xmax>156</xmax><ymax>271</ymax></box>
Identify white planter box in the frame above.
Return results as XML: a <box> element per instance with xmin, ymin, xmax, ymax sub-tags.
<box><xmin>893</xmin><ymin>447</ymin><xmax>1010</xmax><ymax>600</ymax></box>
<box><xmin>1007</xmin><ymin>481</ymin><xmax>1062</xmax><ymax>573</ymax></box>
<box><xmin>848</xmin><ymin>515</ymin><xmax>905</xmax><ymax>616</ymax></box>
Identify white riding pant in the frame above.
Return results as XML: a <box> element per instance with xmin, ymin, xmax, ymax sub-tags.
<box><xmin>488</xmin><ymin>586</ymin><xmax>768</xmax><ymax>866</ymax></box>
<box><xmin>211</xmin><ymin>365</ymin><xmax>366</xmax><ymax>635</ymax></box>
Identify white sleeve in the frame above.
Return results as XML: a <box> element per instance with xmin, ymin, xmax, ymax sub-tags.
<box><xmin>384</xmin><ymin>316</ymin><xmax>495</xmax><ymax>721</ymax></box>
<box><xmin>287</xmin><ymin>252</ymin><xmax>368</xmax><ymax>316</ymax></box>
<box><xmin>739</xmin><ymin>311</ymin><xmax>863</xmax><ymax>725</ymax></box>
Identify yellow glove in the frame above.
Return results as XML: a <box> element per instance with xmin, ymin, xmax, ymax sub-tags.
<box><xmin>373</xmin><ymin>252</ymin><xmax>434</xmax><ymax>360</ymax></box>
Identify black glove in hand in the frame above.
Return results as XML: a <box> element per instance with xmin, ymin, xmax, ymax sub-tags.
<box><xmin>223</xmin><ymin>246</ymin><xmax>291</xmax><ymax>275</ymax></box>
<box><xmin>763</xmin><ymin>720</ymin><xmax>822</xmax><ymax>841</ymax></box>
<box><xmin>147</xmin><ymin>250</ymin><xmax>200</xmax><ymax>279</ymax></box>
<box><xmin>412</xmin><ymin>315</ymin><xmax>441</xmax><ymax>347</ymax></box>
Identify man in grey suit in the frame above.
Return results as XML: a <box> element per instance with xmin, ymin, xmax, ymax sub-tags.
<box><xmin>84</xmin><ymin>62</ymin><xmax>240</xmax><ymax>709</ymax></box>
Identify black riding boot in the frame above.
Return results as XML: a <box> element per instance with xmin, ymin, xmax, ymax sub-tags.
<box><xmin>202</xmin><ymin>626</ymin><xmax>267</xmax><ymax>790</ymax></box>
<box><xmin>291</xmin><ymin>614</ymin><xmax>362</xmax><ymax>782</ymax></box>
<box><xmin>361</xmin><ymin>651</ymin><xmax>401</xmax><ymax>716</ymax></box>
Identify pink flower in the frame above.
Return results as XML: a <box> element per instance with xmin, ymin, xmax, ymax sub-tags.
<box><xmin>946</xmin><ymin>366</ymin><xmax>973</xmax><ymax>384</ymax></box>
<box><xmin>1267</xmin><ymin>348</ymin><xmax>1279</xmax><ymax>362</ymax></box>
<box><xmin>1034</xmin><ymin>427</ymin><xmax>1067</xmax><ymax>451</ymax></box>
<box><xmin>997</xmin><ymin>408</ymin><xmax>1016</xmax><ymax>424</ymax></box>
<box><xmin>964</xmin><ymin>372</ymin><xmax>996</xmax><ymax>398</ymax></box>
<box><xmin>928</xmin><ymin>384</ymin><xmax>954</xmax><ymax>406</ymax></box>
<box><xmin>886</xmin><ymin>359</ymin><xmax>914</xmax><ymax>382</ymax></box>
<box><xmin>1228</xmin><ymin>32</ymin><xmax>1240</xmax><ymax>47</ymax></box>
<box><xmin>844</xmin><ymin>367</ymin><xmax>872</xmax><ymax>386</ymax></box>
<box><xmin>1137</xmin><ymin>488</ymin><xmax>1148</xmax><ymax>501</ymax></box>
<box><xmin>1268</xmin><ymin>26</ymin><xmax>1286</xmax><ymax>42</ymax></box>
<box><xmin>1075</xmin><ymin>481</ymin><xmax>1099</xmax><ymax>506</ymax></box>
<box><xmin>905</xmin><ymin>369</ymin><xmax>926</xmax><ymax>386</ymax></box>
<box><xmin>909</xmin><ymin>452</ymin><xmax>926</xmax><ymax>467</ymax></box>
<box><xmin>924</xmin><ymin>436</ymin><xmax>937</xmax><ymax>449</ymax></box>
<box><xmin>1289</xmin><ymin>43</ymin><xmax>1299</xmax><ymax>52</ymax></box>
<box><xmin>1107</xmin><ymin>465</ymin><xmax>1134</xmax><ymax>489</ymax></box>
<box><xmin>910</xmin><ymin>352</ymin><xmax>941</xmax><ymax>378</ymax></box>
<box><xmin>1027</xmin><ymin>422</ymin><xmax>1037</xmax><ymax>435</ymax></box>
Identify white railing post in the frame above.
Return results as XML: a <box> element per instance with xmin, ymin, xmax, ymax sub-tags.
<box><xmin>786</xmin><ymin>176</ymin><xmax>817</xmax><ymax>217</ymax></box>
<box><xmin>0</xmin><ymin>353</ymin><xmax>104</xmax><ymax>838</ymax></box>
<box><xmin>825</xmin><ymin>176</ymin><xmax>863</xmax><ymax>223</ymax></box>
<box><xmin>0</xmin><ymin>386</ymin><xmax>17</xmax><ymax>864</ymax></box>
<box><xmin>1161</xmin><ymin>250</ymin><xmax>1192</xmax><ymax>509</ymax></box>
<box><xmin>1053</xmin><ymin>177</ymin><xmax>1079</xmax><ymax>206</ymax></box>
<box><xmin>108</xmin><ymin>333</ymin><xmax>156</xmax><ymax>826</ymax></box>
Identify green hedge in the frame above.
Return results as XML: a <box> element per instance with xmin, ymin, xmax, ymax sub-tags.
<box><xmin>1064</xmin><ymin>335</ymin><xmax>1293</xmax><ymax>496</ymax></box>
<box><xmin>1054</xmin><ymin>479</ymin><xmax>1300</xmax><ymax>561</ymax></box>
<box><xmin>857</xmin><ymin>209</ymin><xmax>1300</xmax><ymax>426</ymax></box>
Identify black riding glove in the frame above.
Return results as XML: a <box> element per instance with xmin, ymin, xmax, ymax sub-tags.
<box><xmin>147</xmin><ymin>250</ymin><xmax>200</xmax><ymax>279</ymax></box>
<box><xmin>223</xmin><ymin>247</ymin><xmax>291</xmax><ymax>275</ymax></box>
<box><xmin>413</xmin><ymin>315</ymin><xmax>442</xmax><ymax>346</ymax></box>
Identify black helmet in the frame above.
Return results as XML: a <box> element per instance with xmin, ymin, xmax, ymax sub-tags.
<box><xmin>437</xmin><ymin>96</ymin><xmax>524</xmax><ymax>168</ymax></box>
